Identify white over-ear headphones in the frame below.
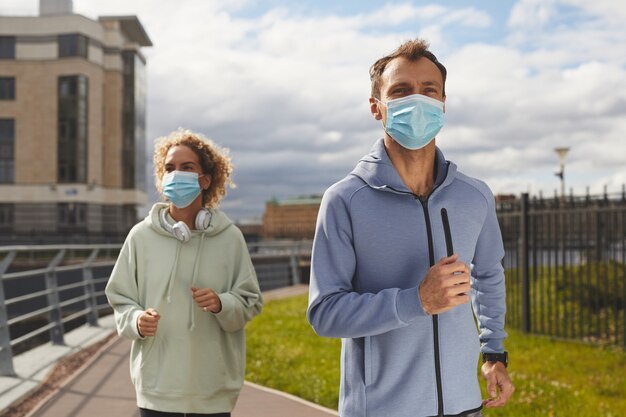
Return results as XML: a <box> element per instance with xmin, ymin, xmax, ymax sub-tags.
<box><xmin>160</xmin><ymin>207</ymin><xmax>212</xmax><ymax>243</ymax></box>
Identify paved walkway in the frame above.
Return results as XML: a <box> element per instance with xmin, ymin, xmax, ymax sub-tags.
<box><xmin>28</xmin><ymin>336</ymin><xmax>337</xmax><ymax>417</ymax></box>
<box><xmin>2</xmin><ymin>285</ymin><xmax>338</xmax><ymax>416</ymax></box>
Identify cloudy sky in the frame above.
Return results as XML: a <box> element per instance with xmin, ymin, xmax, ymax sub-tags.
<box><xmin>3</xmin><ymin>0</ymin><xmax>626</xmax><ymax>220</ymax></box>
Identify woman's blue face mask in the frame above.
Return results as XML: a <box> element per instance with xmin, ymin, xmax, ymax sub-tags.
<box><xmin>161</xmin><ymin>171</ymin><xmax>203</xmax><ymax>208</ymax></box>
<box><xmin>377</xmin><ymin>93</ymin><xmax>445</xmax><ymax>150</ymax></box>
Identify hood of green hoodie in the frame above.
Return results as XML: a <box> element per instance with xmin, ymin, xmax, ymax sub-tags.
<box><xmin>350</xmin><ymin>138</ymin><xmax>457</xmax><ymax>195</ymax></box>
<box><xmin>147</xmin><ymin>202</ymin><xmax>233</xmax><ymax>238</ymax></box>
<box><xmin>144</xmin><ymin>202</ymin><xmax>235</xmax><ymax>331</ymax></box>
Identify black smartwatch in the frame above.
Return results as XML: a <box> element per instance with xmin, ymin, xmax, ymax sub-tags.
<box><xmin>482</xmin><ymin>351</ymin><xmax>508</xmax><ymax>368</ymax></box>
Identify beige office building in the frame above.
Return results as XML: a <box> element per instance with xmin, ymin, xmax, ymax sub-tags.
<box><xmin>262</xmin><ymin>196</ymin><xmax>322</xmax><ymax>240</ymax></box>
<box><xmin>0</xmin><ymin>0</ymin><xmax>152</xmax><ymax>244</ymax></box>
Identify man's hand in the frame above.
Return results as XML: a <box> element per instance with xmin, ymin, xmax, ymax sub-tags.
<box><xmin>137</xmin><ymin>308</ymin><xmax>160</xmax><ymax>337</ymax></box>
<box><xmin>419</xmin><ymin>254</ymin><xmax>471</xmax><ymax>315</ymax></box>
<box><xmin>191</xmin><ymin>287</ymin><xmax>222</xmax><ymax>313</ymax></box>
<box><xmin>481</xmin><ymin>362</ymin><xmax>515</xmax><ymax>408</ymax></box>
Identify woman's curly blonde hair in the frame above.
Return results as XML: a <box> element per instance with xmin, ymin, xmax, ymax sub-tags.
<box><xmin>153</xmin><ymin>129</ymin><xmax>235</xmax><ymax>208</ymax></box>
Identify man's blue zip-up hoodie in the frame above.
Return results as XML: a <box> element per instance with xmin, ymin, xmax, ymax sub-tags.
<box><xmin>307</xmin><ymin>139</ymin><xmax>507</xmax><ymax>417</ymax></box>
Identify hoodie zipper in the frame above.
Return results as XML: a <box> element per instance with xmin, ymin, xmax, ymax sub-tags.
<box><xmin>383</xmin><ymin>185</ymin><xmax>446</xmax><ymax>416</ymax></box>
<box><xmin>416</xmin><ymin>195</ymin><xmax>445</xmax><ymax>417</ymax></box>
<box><xmin>379</xmin><ymin>163</ymin><xmax>449</xmax><ymax>416</ymax></box>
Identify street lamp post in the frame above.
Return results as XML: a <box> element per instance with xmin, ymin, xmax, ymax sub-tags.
<box><xmin>554</xmin><ymin>147</ymin><xmax>570</xmax><ymax>199</ymax></box>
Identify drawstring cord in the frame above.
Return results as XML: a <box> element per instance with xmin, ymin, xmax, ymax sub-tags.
<box><xmin>165</xmin><ymin>241</ymin><xmax>181</xmax><ymax>303</ymax></box>
<box><xmin>160</xmin><ymin>206</ymin><xmax>209</xmax><ymax>332</ymax></box>
<box><xmin>189</xmin><ymin>232</ymin><xmax>206</xmax><ymax>331</ymax></box>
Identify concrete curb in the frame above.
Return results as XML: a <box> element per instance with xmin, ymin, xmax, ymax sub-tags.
<box><xmin>242</xmin><ymin>381</ymin><xmax>338</xmax><ymax>416</ymax></box>
<box><xmin>22</xmin><ymin>332</ymin><xmax>119</xmax><ymax>417</ymax></box>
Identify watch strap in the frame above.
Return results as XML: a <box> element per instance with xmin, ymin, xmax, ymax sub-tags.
<box><xmin>482</xmin><ymin>351</ymin><xmax>508</xmax><ymax>368</ymax></box>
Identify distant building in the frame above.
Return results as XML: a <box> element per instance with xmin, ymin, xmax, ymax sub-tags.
<box><xmin>236</xmin><ymin>218</ymin><xmax>263</xmax><ymax>243</ymax></box>
<box><xmin>262</xmin><ymin>196</ymin><xmax>322</xmax><ymax>240</ymax></box>
<box><xmin>494</xmin><ymin>193</ymin><xmax>518</xmax><ymax>211</ymax></box>
<box><xmin>0</xmin><ymin>0</ymin><xmax>152</xmax><ymax>244</ymax></box>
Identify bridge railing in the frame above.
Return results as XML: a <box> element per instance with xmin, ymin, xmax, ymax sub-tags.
<box><xmin>0</xmin><ymin>240</ymin><xmax>312</xmax><ymax>376</ymax></box>
<box><xmin>0</xmin><ymin>245</ymin><xmax>120</xmax><ymax>376</ymax></box>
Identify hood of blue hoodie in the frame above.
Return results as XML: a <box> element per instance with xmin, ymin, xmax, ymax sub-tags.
<box><xmin>350</xmin><ymin>138</ymin><xmax>457</xmax><ymax>195</ymax></box>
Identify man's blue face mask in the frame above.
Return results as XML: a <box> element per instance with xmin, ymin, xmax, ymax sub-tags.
<box><xmin>376</xmin><ymin>93</ymin><xmax>445</xmax><ymax>150</ymax></box>
<box><xmin>161</xmin><ymin>171</ymin><xmax>203</xmax><ymax>208</ymax></box>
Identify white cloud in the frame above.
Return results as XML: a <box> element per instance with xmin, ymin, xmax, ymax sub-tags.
<box><xmin>318</xmin><ymin>131</ymin><xmax>343</xmax><ymax>145</ymax></box>
<box><xmin>0</xmin><ymin>0</ymin><xmax>37</xmax><ymax>15</ymax></box>
<box><xmin>508</xmin><ymin>0</ymin><xmax>556</xmax><ymax>29</ymax></box>
<box><xmin>2</xmin><ymin>0</ymin><xmax>624</xmax><ymax>218</ymax></box>
<box><xmin>442</xmin><ymin>7</ymin><xmax>492</xmax><ymax>28</ymax></box>
<box><xmin>356</xmin><ymin>3</ymin><xmax>447</xmax><ymax>27</ymax></box>
<box><xmin>506</xmin><ymin>0</ymin><xmax>626</xmax><ymax>68</ymax></box>
<box><xmin>353</xmin><ymin>4</ymin><xmax>491</xmax><ymax>29</ymax></box>
<box><xmin>560</xmin><ymin>0</ymin><xmax>626</xmax><ymax>24</ymax></box>
<box><xmin>438</xmin><ymin>10</ymin><xmax>626</xmax><ymax>198</ymax></box>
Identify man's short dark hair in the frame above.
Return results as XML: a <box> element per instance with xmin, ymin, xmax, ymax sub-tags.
<box><xmin>369</xmin><ymin>38</ymin><xmax>447</xmax><ymax>99</ymax></box>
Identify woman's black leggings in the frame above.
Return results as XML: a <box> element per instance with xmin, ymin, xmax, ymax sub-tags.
<box><xmin>139</xmin><ymin>408</ymin><xmax>230</xmax><ymax>417</ymax></box>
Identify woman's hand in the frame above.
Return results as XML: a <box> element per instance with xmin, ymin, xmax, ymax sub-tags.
<box><xmin>191</xmin><ymin>287</ymin><xmax>222</xmax><ymax>313</ymax></box>
<box><xmin>137</xmin><ymin>308</ymin><xmax>160</xmax><ymax>337</ymax></box>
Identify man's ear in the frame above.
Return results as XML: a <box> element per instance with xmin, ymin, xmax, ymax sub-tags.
<box><xmin>369</xmin><ymin>97</ymin><xmax>383</xmax><ymax>120</ymax></box>
<box><xmin>442</xmin><ymin>95</ymin><xmax>446</xmax><ymax>113</ymax></box>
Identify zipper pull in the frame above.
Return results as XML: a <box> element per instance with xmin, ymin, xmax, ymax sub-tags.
<box><xmin>441</xmin><ymin>207</ymin><xmax>453</xmax><ymax>256</ymax></box>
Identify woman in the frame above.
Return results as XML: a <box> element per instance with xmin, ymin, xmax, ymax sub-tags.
<box><xmin>106</xmin><ymin>129</ymin><xmax>263</xmax><ymax>417</ymax></box>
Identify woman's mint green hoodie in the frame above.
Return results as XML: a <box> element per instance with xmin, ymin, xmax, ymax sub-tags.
<box><xmin>105</xmin><ymin>203</ymin><xmax>263</xmax><ymax>414</ymax></box>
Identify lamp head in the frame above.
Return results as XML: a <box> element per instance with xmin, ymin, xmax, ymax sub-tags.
<box><xmin>554</xmin><ymin>147</ymin><xmax>570</xmax><ymax>163</ymax></box>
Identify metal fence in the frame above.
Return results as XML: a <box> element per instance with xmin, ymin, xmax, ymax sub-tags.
<box><xmin>0</xmin><ymin>240</ymin><xmax>312</xmax><ymax>376</ymax></box>
<box><xmin>248</xmin><ymin>240</ymin><xmax>312</xmax><ymax>290</ymax></box>
<box><xmin>0</xmin><ymin>245</ymin><xmax>118</xmax><ymax>376</ymax></box>
<box><xmin>497</xmin><ymin>192</ymin><xmax>626</xmax><ymax>349</ymax></box>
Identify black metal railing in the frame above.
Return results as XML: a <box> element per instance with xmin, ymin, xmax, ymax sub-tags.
<box><xmin>0</xmin><ymin>245</ymin><xmax>119</xmax><ymax>376</ymax></box>
<box><xmin>497</xmin><ymin>192</ymin><xmax>626</xmax><ymax>349</ymax></box>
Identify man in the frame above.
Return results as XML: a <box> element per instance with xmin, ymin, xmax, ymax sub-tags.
<box><xmin>307</xmin><ymin>39</ymin><xmax>514</xmax><ymax>417</ymax></box>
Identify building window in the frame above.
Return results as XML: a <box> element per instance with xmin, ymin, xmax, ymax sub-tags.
<box><xmin>0</xmin><ymin>204</ymin><xmax>13</xmax><ymax>231</ymax></box>
<box><xmin>0</xmin><ymin>77</ymin><xmax>15</xmax><ymax>100</ymax></box>
<box><xmin>122</xmin><ymin>204</ymin><xmax>137</xmax><ymax>230</ymax></box>
<box><xmin>58</xmin><ymin>34</ymin><xmax>88</xmax><ymax>58</ymax></box>
<box><xmin>58</xmin><ymin>75</ymin><xmax>88</xmax><ymax>183</ymax></box>
<box><xmin>122</xmin><ymin>51</ymin><xmax>147</xmax><ymax>189</ymax></box>
<box><xmin>0</xmin><ymin>119</ymin><xmax>15</xmax><ymax>184</ymax></box>
<box><xmin>0</xmin><ymin>36</ymin><xmax>16</xmax><ymax>59</ymax></box>
<box><xmin>57</xmin><ymin>203</ymin><xmax>87</xmax><ymax>231</ymax></box>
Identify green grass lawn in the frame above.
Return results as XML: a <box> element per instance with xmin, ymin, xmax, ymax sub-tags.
<box><xmin>246</xmin><ymin>294</ymin><xmax>626</xmax><ymax>416</ymax></box>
